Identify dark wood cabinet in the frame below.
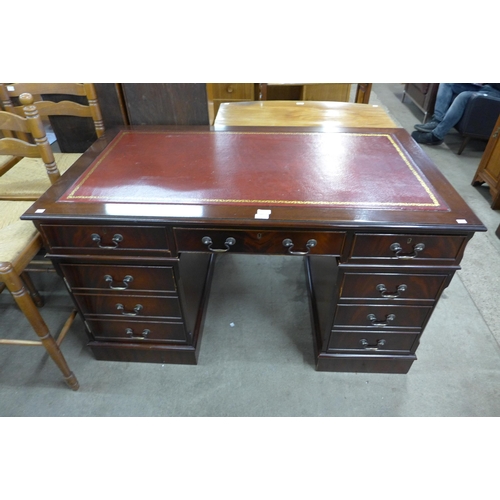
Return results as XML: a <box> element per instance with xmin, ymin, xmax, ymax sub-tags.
<box><xmin>121</xmin><ymin>83</ymin><xmax>209</xmax><ymax>126</ymax></box>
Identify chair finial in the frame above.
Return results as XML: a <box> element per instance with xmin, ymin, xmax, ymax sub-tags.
<box><xmin>19</xmin><ymin>92</ymin><xmax>34</xmax><ymax>106</ymax></box>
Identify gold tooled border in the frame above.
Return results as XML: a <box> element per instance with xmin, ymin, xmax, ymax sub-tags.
<box><xmin>62</xmin><ymin>130</ymin><xmax>444</xmax><ymax>209</ymax></box>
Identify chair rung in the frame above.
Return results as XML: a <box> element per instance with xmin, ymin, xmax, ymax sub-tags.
<box><xmin>56</xmin><ymin>310</ymin><xmax>78</xmax><ymax>346</ymax></box>
<box><xmin>0</xmin><ymin>339</ymin><xmax>43</xmax><ymax>346</ymax></box>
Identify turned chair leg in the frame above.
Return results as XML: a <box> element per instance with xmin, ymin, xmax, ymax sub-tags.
<box><xmin>20</xmin><ymin>271</ymin><xmax>44</xmax><ymax>307</ymax></box>
<box><xmin>0</xmin><ymin>263</ymin><xmax>79</xmax><ymax>390</ymax></box>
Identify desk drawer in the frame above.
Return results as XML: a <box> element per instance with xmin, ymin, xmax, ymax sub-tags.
<box><xmin>328</xmin><ymin>330</ymin><xmax>419</xmax><ymax>353</ymax></box>
<box><xmin>174</xmin><ymin>228</ymin><xmax>345</xmax><ymax>256</ymax></box>
<box><xmin>348</xmin><ymin>233</ymin><xmax>468</xmax><ymax>263</ymax></box>
<box><xmin>334</xmin><ymin>304</ymin><xmax>432</xmax><ymax>329</ymax></box>
<box><xmin>60</xmin><ymin>264</ymin><xmax>177</xmax><ymax>293</ymax></box>
<box><xmin>74</xmin><ymin>293</ymin><xmax>182</xmax><ymax>319</ymax></box>
<box><xmin>41</xmin><ymin>224</ymin><xmax>171</xmax><ymax>255</ymax></box>
<box><xmin>339</xmin><ymin>271</ymin><xmax>450</xmax><ymax>302</ymax></box>
<box><xmin>87</xmin><ymin>319</ymin><xmax>188</xmax><ymax>343</ymax></box>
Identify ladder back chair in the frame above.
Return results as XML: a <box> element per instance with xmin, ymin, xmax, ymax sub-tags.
<box><xmin>0</xmin><ymin>91</ymin><xmax>82</xmax><ymax>200</ymax></box>
<box><xmin>0</xmin><ymin>99</ymin><xmax>79</xmax><ymax>390</ymax></box>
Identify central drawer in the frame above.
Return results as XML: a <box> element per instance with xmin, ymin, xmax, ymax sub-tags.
<box><xmin>174</xmin><ymin>228</ymin><xmax>345</xmax><ymax>255</ymax></box>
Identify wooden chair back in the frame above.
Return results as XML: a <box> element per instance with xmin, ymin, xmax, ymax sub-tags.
<box><xmin>0</xmin><ymin>93</ymin><xmax>60</xmax><ymax>183</ymax></box>
<box><xmin>2</xmin><ymin>83</ymin><xmax>105</xmax><ymax>138</ymax></box>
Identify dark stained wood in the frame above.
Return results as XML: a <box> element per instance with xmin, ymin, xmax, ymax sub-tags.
<box><xmin>122</xmin><ymin>84</ymin><xmax>209</xmax><ymax>126</ymax></box>
<box><xmin>22</xmin><ymin>126</ymin><xmax>486</xmax><ymax>373</ymax></box>
<box><xmin>94</xmin><ymin>83</ymin><xmax>129</xmax><ymax>128</ymax></box>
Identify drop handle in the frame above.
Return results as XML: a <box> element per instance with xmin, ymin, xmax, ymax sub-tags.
<box><xmin>367</xmin><ymin>313</ymin><xmax>396</xmax><ymax>326</ymax></box>
<box><xmin>91</xmin><ymin>233</ymin><xmax>123</xmax><ymax>249</ymax></box>
<box><xmin>376</xmin><ymin>284</ymin><xmax>407</xmax><ymax>298</ymax></box>
<box><xmin>125</xmin><ymin>328</ymin><xmax>150</xmax><ymax>340</ymax></box>
<box><xmin>104</xmin><ymin>274</ymin><xmax>133</xmax><ymax>290</ymax></box>
<box><xmin>282</xmin><ymin>238</ymin><xmax>317</xmax><ymax>255</ymax></box>
<box><xmin>390</xmin><ymin>242</ymin><xmax>425</xmax><ymax>259</ymax></box>
<box><xmin>360</xmin><ymin>339</ymin><xmax>386</xmax><ymax>351</ymax></box>
<box><xmin>116</xmin><ymin>303</ymin><xmax>143</xmax><ymax>316</ymax></box>
<box><xmin>201</xmin><ymin>236</ymin><xmax>236</xmax><ymax>252</ymax></box>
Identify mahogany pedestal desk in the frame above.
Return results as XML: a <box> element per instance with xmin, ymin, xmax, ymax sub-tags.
<box><xmin>23</xmin><ymin>127</ymin><xmax>485</xmax><ymax>374</ymax></box>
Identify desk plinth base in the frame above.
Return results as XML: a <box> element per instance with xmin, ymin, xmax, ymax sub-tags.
<box><xmin>315</xmin><ymin>352</ymin><xmax>416</xmax><ymax>374</ymax></box>
<box><xmin>88</xmin><ymin>342</ymin><xmax>200</xmax><ymax>365</ymax></box>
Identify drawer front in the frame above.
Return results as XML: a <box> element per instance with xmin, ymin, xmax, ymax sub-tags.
<box><xmin>174</xmin><ymin>228</ymin><xmax>345</xmax><ymax>256</ymax></box>
<box><xmin>212</xmin><ymin>83</ymin><xmax>254</xmax><ymax>100</ymax></box>
<box><xmin>60</xmin><ymin>264</ymin><xmax>177</xmax><ymax>293</ymax></box>
<box><xmin>74</xmin><ymin>293</ymin><xmax>182</xmax><ymax>319</ymax></box>
<box><xmin>87</xmin><ymin>319</ymin><xmax>188</xmax><ymax>343</ymax></box>
<box><xmin>334</xmin><ymin>304</ymin><xmax>432</xmax><ymax>329</ymax></box>
<box><xmin>340</xmin><ymin>272</ymin><xmax>450</xmax><ymax>302</ymax></box>
<box><xmin>348</xmin><ymin>233</ymin><xmax>467</xmax><ymax>263</ymax></box>
<box><xmin>41</xmin><ymin>224</ymin><xmax>171</xmax><ymax>255</ymax></box>
<box><xmin>328</xmin><ymin>330</ymin><xmax>419</xmax><ymax>353</ymax></box>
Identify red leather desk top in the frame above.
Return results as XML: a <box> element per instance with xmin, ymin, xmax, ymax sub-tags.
<box><xmin>60</xmin><ymin>130</ymin><xmax>449</xmax><ymax>211</ymax></box>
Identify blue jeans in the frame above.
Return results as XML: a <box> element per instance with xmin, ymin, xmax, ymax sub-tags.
<box><xmin>432</xmin><ymin>83</ymin><xmax>500</xmax><ymax>139</ymax></box>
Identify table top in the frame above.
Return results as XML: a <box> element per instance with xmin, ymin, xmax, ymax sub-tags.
<box><xmin>23</xmin><ymin>126</ymin><xmax>485</xmax><ymax>233</ymax></box>
<box><xmin>213</xmin><ymin>101</ymin><xmax>397</xmax><ymax>129</ymax></box>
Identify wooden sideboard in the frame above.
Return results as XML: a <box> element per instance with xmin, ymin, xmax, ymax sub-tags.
<box><xmin>23</xmin><ymin>126</ymin><xmax>484</xmax><ymax>374</ymax></box>
<box><xmin>472</xmin><ymin>113</ymin><xmax>500</xmax><ymax>209</ymax></box>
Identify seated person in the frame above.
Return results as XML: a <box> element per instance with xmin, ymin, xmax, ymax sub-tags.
<box><xmin>411</xmin><ymin>83</ymin><xmax>500</xmax><ymax>145</ymax></box>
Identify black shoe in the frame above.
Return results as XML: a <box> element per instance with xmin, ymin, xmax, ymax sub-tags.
<box><xmin>414</xmin><ymin>120</ymin><xmax>440</xmax><ymax>132</ymax></box>
<box><xmin>411</xmin><ymin>130</ymin><xmax>443</xmax><ymax>145</ymax></box>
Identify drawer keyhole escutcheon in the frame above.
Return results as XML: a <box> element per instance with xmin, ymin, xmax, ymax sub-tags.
<box><xmin>201</xmin><ymin>236</ymin><xmax>236</xmax><ymax>252</ymax></box>
<box><xmin>282</xmin><ymin>238</ymin><xmax>317</xmax><ymax>256</ymax></box>
<box><xmin>390</xmin><ymin>242</ymin><xmax>425</xmax><ymax>259</ymax></box>
<box><xmin>125</xmin><ymin>328</ymin><xmax>150</xmax><ymax>340</ymax></box>
<box><xmin>376</xmin><ymin>283</ymin><xmax>407</xmax><ymax>298</ymax></box>
<box><xmin>367</xmin><ymin>313</ymin><xmax>396</xmax><ymax>326</ymax></box>
<box><xmin>360</xmin><ymin>339</ymin><xmax>386</xmax><ymax>350</ymax></box>
<box><xmin>104</xmin><ymin>274</ymin><xmax>133</xmax><ymax>290</ymax></box>
<box><xmin>91</xmin><ymin>233</ymin><xmax>123</xmax><ymax>249</ymax></box>
<box><xmin>116</xmin><ymin>303</ymin><xmax>143</xmax><ymax>316</ymax></box>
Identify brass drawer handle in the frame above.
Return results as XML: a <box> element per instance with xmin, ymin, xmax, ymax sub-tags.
<box><xmin>282</xmin><ymin>238</ymin><xmax>317</xmax><ymax>256</ymax></box>
<box><xmin>91</xmin><ymin>233</ymin><xmax>123</xmax><ymax>249</ymax></box>
<box><xmin>125</xmin><ymin>328</ymin><xmax>150</xmax><ymax>340</ymax></box>
<box><xmin>367</xmin><ymin>313</ymin><xmax>395</xmax><ymax>326</ymax></box>
<box><xmin>376</xmin><ymin>283</ymin><xmax>407</xmax><ymax>298</ymax></box>
<box><xmin>116</xmin><ymin>303</ymin><xmax>143</xmax><ymax>316</ymax></box>
<box><xmin>201</xmin><ymin>236</ymin><xmax>236</xmax><ymax>252</ymax></box>
<box><xmin>390</xmin><ymin>242</ymin><xmax>425</xmax><ymax>259</ymax></box>
<box><xmin>360</xmin><ymin>338</ymin><xmax>386</xmax><ymax>351</ymax></box>
<box><xmin>104</xmin><ymin>274</ymin><xmax>133</xmax><ymax>290</ymax></box>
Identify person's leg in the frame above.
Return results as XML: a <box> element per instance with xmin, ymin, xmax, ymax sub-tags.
<box><xmin>415</xmin><ymin>83</ymin><xmax>482</xmax><ymax>132</ymax></box>
<box><xmin>431</xmin><ymin>90</ymin><xmax>476</xmax><ymax>139</ymax></box>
